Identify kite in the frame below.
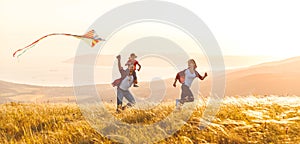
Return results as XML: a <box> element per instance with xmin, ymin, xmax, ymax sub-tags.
<box><xmin>13</xmin><ymin>29</ymin><xmax>105</xmax><ymax>58</ymax></box>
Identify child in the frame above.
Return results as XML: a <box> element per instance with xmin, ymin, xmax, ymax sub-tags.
<box><xmin>125</xmin><ymin>53</ymin><xmax>141</xmax><ymax>87</ymax></box>
<box><xmin>173</xmin><ymin>59</ymin><xmax>207</xmax><ymax>109</ymax></box>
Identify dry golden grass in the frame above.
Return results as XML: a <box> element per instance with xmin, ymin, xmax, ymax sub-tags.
<box><xmin>0</xmin><ymin>96</ymin><xmax>300</xmax><ymax>143</ymax></box>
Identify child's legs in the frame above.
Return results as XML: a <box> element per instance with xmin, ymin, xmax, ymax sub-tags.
<box><xmin>133</xmin><ymin>70</ymin><xmax>138</xmax><ymax>84</ymax></box>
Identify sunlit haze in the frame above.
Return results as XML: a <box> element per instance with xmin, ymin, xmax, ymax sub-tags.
<box><xmin>1</xmin><ymin>0</ymin><xmax>300</xmax><ymax>86</ymax></box>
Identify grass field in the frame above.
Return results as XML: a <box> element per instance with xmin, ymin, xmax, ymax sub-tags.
<box><xmin>1</xmin><ymin>96</ymin><xmax>300</xmax><ymax>143</ymax></box>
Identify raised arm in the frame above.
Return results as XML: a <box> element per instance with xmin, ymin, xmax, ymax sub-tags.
<box><xmin>116</xmin><ymin>55</ymin><xmax>122</xmax><ymax>71</ymax></box>
<box><xmin>116</xmin><ymin>55</ymin><xmax>127</xmax><ymax>77</ymax></box>
<box><xmin>198</xmin><ymin>72</ymin><xmax>208</xmax><ymax>80</ymax></box>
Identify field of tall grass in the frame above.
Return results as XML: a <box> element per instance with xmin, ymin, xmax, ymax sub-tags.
<box><xmin>0</xmin><ymin>95</ymin><xmax>300</xmax><ymax>143</ymax></box>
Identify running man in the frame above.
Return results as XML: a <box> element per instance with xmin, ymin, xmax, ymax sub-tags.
<box><xmin>112</xmin><ymin>55</ymin><xmax>136</xmax><ymax>113</ymax></box>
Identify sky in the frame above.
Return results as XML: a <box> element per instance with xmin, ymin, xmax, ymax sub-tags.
<box><xmin>0</xmin><ymin>0</ymin><xmax>300</xmax><ymax>85</ymax></box>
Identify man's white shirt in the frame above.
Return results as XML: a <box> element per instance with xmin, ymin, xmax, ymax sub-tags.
<box><xmin>119</xmin><ymin>75</ymin><xmax>134</xmax><ymax>90</ymax></box>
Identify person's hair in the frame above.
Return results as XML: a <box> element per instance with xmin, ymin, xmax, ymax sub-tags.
<box><xmin>188</xmin><ymin>59</ymin><xmax>197</xmax><ymax>69</ymax></box>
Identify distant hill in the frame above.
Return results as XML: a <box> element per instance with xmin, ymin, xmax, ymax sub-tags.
<box><xmin>1</xmin><ymin>56</ymin><xmax>300</xmax><ymax>103</ymax></box>
<box><xmin>0</xmin><ymin>80</ymin><xmax>74</xmax><ymax>103</ymax></box>
<box><xmin>221</xmin><ymin>56</ymin><xmax>300</xmax><ymax>96</ymax></box>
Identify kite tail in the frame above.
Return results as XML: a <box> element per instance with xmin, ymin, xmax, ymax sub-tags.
<box><xmin>12</xmin><ymin>30</ymin><xmax>105</xmax><ymax>58</ymax></box>
<box><xmin>13</xmin><ymin>34</ymin><xmax>55</xmax><ymax>57</ymax></box>
<box><xmin>15</xmin><ymin>43</ymin><xmax>37</xmax><ymax>58</ymax></box>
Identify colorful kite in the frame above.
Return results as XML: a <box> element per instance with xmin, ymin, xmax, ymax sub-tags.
<box><xmin>13</xmin><ymin>30</ymin><xmax>105</xmax><ymax>58</ymax></box>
